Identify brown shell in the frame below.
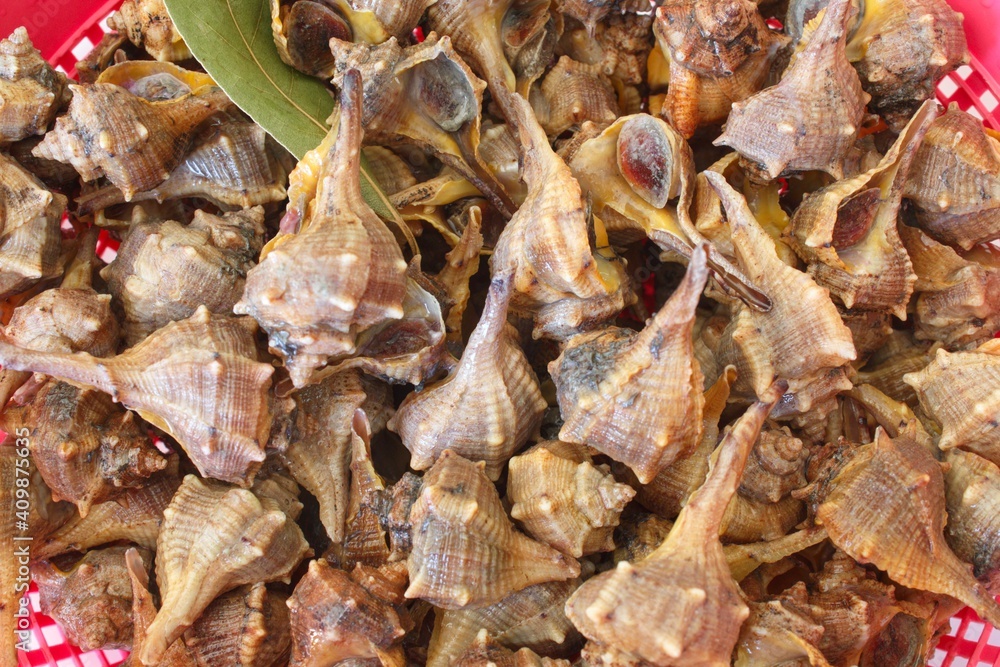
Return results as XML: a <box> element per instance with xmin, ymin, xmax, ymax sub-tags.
<box><xmin>288</xmin><ymin>560</ymin><xmax>409</xmax><ymax>667</ymax></box>
<box><xmin>708</xmin><ymin>172</ymin><xmax>856</xmax><ymax>410</ymax></box>
<box><xmin>489</xmin><ymin>85</ymin><xmax>631</xmax><ymax>340</ymax></box>
<box><xmin>351</xmin><ymin>0</ymin><xmax>438</xmax><ymax>39</ymax></box>
<box><xmin>564</xmin><ymin>384</ymin><xmax>783</xmax><ymax>665</ymax></box>
<box><xmin>405</xmin><ymin>450</ymin><xmax>580</xmax><ymax>609</ymax></box>
<box><xmin>847</xmin><ymin>0</ymin><xmax>968</xmax><ymax>130</ymax></box>
<box><xmin>436</xmin><ymin>211</ymin><xmax>484</xmax><ymax>350</ymax></box>
<box><xmin>654</xmin><ymin>0</ymin><xmax>789</xmax><ymax>138</ymax></box>
<box><xmin>740</xmin><ymin>425</ymin><xmax>809</xmax><ymax>504</ymax></box>
<box><xmin>108</xmin><ymin>0</ymin><xmax>191</xmax><ymax>61</ymax></box>
<box><xmin>427</xmin><ymin>0</ymin><xmax>518</xmax><ymax>92</ymax></box>
<box><xmin>0</xmin><ymin>152</ymin><xmax>67</xmax><ymax>300</ymax></box>
<box><xmin>507</xmin><ymin>442</ymin><xmax>635</xmax><ymax>557</ymax></box>
<box><xmin>427</xmin><ymin>579</ymin><xmax>582</xmax><ymax>667</ymax></box>
<box><xmin>33</xmin><ymin>81</ymin><xmax>229</xmax><ymax>200</ymax></box>
<box><xmin>125</xmin><ymin>547</ymin><xmax>199</xmax><ymax>667</ymax></box>
<box><xmin>903</xmin><ymin>104</ymin><xmax>1000</xmax><ymax>250</ymax></box>
<box><xmin>855</xmin><ymin>330</ymin><xmax>938</xmax><ymax>406</ymax></box>
<box><xmin>0</xmin><ymin>307</ymin><xmax>275</xmax><ymax>485</ymax></box>
<box><xmin>452</xmin><ymin>631</ymin><xmax>572</xmax><ymax>667</ymax></box>
<box><xmin>734</xmin><ymin>587</ymin><xmax>831</xmax><ymax>667</ymax></box>
<box><xmin>0</xmin><ymin>28</ymin><xmax>69</xmax><ymax>143</ymax></box>
<box><xmin>720</xmin><ymin>493</ymin><xmax>805</xmax><ymax>544</ymax></box>
<box><xmin>140</xmin><ymin>474</ymin><xmax>310</xmax><ymax>665</ymax></box>
<box><xmin>236</xmin><ymin>71</ymin><xmax>407</xmax><ymax>389</ymax></box>
<box><xmin>550</xmin><ymin>245</ymin><xmax>708</xmax><ymax>484</ymax></box>
<box><xmin>561</xmin><ymin>10</ymin><xmax>655</xmax><ymax>86</ymax></box>
<box><xmin>839</xmin><ymin>306</ymin><xmax>893</xmax><ymax>362</ymax></box>
<box><xmin>813</xmin><ymin>428</ymin><xmax>1000</xmax><ymax>627</ymax></box>
<box><xmin>531</xmin><ymin>56</ymin><xmax>619</xmax><ymax>137</ymax></box>
<box><xmin>943</xmin><ymin>449</ymin><xmax>1000</xmax><ymax>592</ymax></box>
<box><xmin>2</xmin><ymin>380</ymin><xmax>165</xmax><ymax>516</ymax></box>
<box><xmin>34</xmin><ymin>462</ymin><xmax>181</xmax><ymax>559</ymax></box>
<box><xmin>183</xmin><ymin>583</ymin><xmax>291</xmax><ymax>667</ymax></box>
<box><xmin>389</xmin><ymin>276</ymin><xmax>546</xmax><ymax>480</ymax></box>
<box><xmin>74</xmin><ymin>32</ymin><xmax>127</xmax><ymax>85</ymax></box>
<box><xmin>715</xmin><ymin>0</ymin><xmax>869</xmax><ymax>181</ymax></box>
<box><xmin>271</xmin><ymin>0</ymin><xmax>351</xmax><ymax>77</ymax></box>
<box><xmin>724</xmin><ymin>527</ymin><xmax>830</xmax><ymax>583</ymax></box>
<box><xmin>33</xmin><ymin>546</ymin><xmax>151</xmax><ymax>652</ymax></box>
<box><xmin>102</xmin><ymin>208</ymin><xmax>266</xmax><ymax>346</ymax></box>
<box><xmin>785</xmin><ymin>101</ymin><xmax>938</xmax><ymax>318</ymax></box>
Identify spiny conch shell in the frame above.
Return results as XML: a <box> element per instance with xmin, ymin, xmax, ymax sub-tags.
<box><xmin>899</xmin><ymin>223</ymin><xmax>1000</xmax><ymax>347</ymax></box>
<box><xmin>108</xmin><ymin>0</ymin><xmax>190</xmax><ymax>61</ymax></box>
<box><xmin>0</xmin><ymin>228</ymin><xmax>119</xmax><ymax>408</ymax></box>
<box><xmin>530</xmin><ymin>56</ymin><xmax>619</xmax><ymax>137</ymax></box>
<box><xmin>479</xmin><ymin>123</ymin><xmax>527</xmax><ymax>206</ymax></box>
<box><xmin>288</xmin><ymin>559</ymin><xmax>409</xmax><ymax>667</ymax></box>
<box><xmin>502</xmin><ymin>0</ymin><xmax>562</xmax><ymax>97</ymax></box>
<box><xmin>903</xmin><ymin>104</ymin><xmax>1000</xmax><ymax>250</ymax></box>
<box><xmin>561</xmin><ymin>8</ymin><xmax>655</xmax><ymax>86</ymax></box>
<box><xmin>278</xmin><ymin>371</ymin><xmax>389</xmax><ymax>543</ymax></box>
<box><xmin>426</xmin><ymin>0</ymin><xmax>519</xmax><ymax>92</ymax></box>
<box><xmin>942</xmin><ymin>449</ymin><xmax>1000</xmax><ymax>593</ymax></box>
<box><xmin>0</xmin><ymin>307</ymin><xmax>275</xmax><ymax>485</ymax></box>
<box><xmin>183</xmin><ymin>583</ymin><xmax>292</xmax><ymax>667</ymax></box>
<box><xmin>1</xmin><ymin>380</ymin><xmax>165</xmax><ymax>516</ymax></box>
<box><xmin>0</xmin><ymin>28</ymin><xmax>69</xmax><ymax>143</ymax></box>
<box><xmin>811</xmin><ymin>427</ymin><xmax>1000</xmax><ymax>627</ymax></box>
<box><xmin>34</xmin><ymin>462</ymin><xmax>181</xmax><ymax>559</ymax></box>
<box><xmin>858</xmin><ymin>602</ymin><xmax>946</xmax><ymax>667</ymax></box>
<box><xmin>32</xmin><ymin>82</ymin><xmax>229</xmax><ymax>201</ymax></box>
<box><xmin>101</xmin><ymin>208</ymin><xmax>266</xmax><ymax>347</ymax></box>
<box><xmin>350</xmin><ymin>0</ymin><xmax>440</xmax><ymax>39</ymax></box>
<box><xmin>855</xmin><ymin>330</ymin><xmax>938</xmax><ymax>406</ymax></box>
<box><xmin>706</xmin><ymin>172</ymin><xmax>856</xmax><ymax>412</ymax></box>
<box><xmin>76</xmin><ymin>113</ymin><xmax>288</xmax><ymax>214</ymax></box>
<box><xmin>124</xmin><ymin>547</ymin><xmax>199</xmax><ymax>667</ymax></box>
<box><xmin>389</xmin><ymin>275</ymin><xmax>546</xmax><ymax>480</ymax></box>
<box><xmin>405</xmin><ymin>450</ymin><xmax>581</xmax><ymax>609</ymax></box>
<box><xmin>33</xmin><ymin>546</ymin><xmax>153</xmax><ymax>651</ymax></box>
<box><xmin>785</xmin><ymin>101</ymin><xmax>938</xmax><ymax>319</ymax></box>
<box><xmin>236</xmin><ymin>70</ymin><xmax>407</xmax><ymax>389</ymax></box>
<box><xmin>904</xmin><ymin>340</ymin><xmax>1000</xmax><ymax>466</ymax></box>
<box><xmin>560</xmin><ymin>0</ymin><xmax>616</xmax><ymax>36</ymax></box>
<box><xmin>427</xmin><ymin>579</ymin><xmax>582</xmax><ymax>667</ymax></box>
<box><xmin>839</xmin><ymin>307</ymin><xmax>893</xmax><ymax>362</ymax></box>
<box><xmin>451</xmin><ymin>630</ymin><xmax>572</xmax><ymax>667</ymax></box>
<box><xmin>271</xmin><ymin>0</ymin><xmax>352</xmax><ymax>76</ymax></box>
<box><xmin>325</xmin><ymin>34</ymin><xmax>515</xmax><ymax>217</ymax></box>
<box><xmin>725</xmin><ymin>527</ymin><xmax>830</xmax><ymax>582</ymax></box>
<box><xmin>381</xmin><ymin>472</ymin><xmax>423</xmax><ymax>561</ymax></box>
<box><xmin>436</xmin><ymin>210</ymin><xmax>484</xmax><ymax>351</ymax></box>
<box><xmin>740</xmin><ymin>425</ymin><xmax>810</xmax><ymax>504</ymax></box>
<box><xmin>507</xmin><ymin>441</ymin><xmax>635</xmax><ymax>557</ymax></box>
<box><xmin>489</xmin><ymin>87</ymin><xmax>631</xmax><ymax>339</ymax></box>
<box><xmin>74</xmin><ymin>31</ymin><xmax>127</xmax><ymax>84</ymax></box>
<box><xmin>564</xmin><ymin>382</ymin><xmax>784</xmax><ymax>666</ymax></box>
<box><xmin>714</xmin><ymin>0</ymin><xmax>869</xmax><ymax>182</ymax></box>
<box><xmin>139</xmin><ymin>474</ymin><xmax>311</xmax><ymax>665</ymax></box>
<box><xmin>846</xmin><ymin>0</ymin><xmax>967</xmax><ymax>130</ymax></box>
<box><xmin>720</xmin><ymin>493</ymin><xmax>805</xmax><ymax>544</ymax></box>
<box><xmin>630</xmin><ymin>366</ymin><xmax>735</xmax><ymax>518</ymax></box>
<box><xmin>653</xmin><ymin>0</ymin><xmax>789</xmax><ymax>138</ymax></box>
<box><xmin>734</xmin><ymin>587</ymin><xmax>832</xmax><ymax>667</ymax></box>
<box><xmin>0</xmin><ymin>152</ymin><xmax>67</xmax><ymax>300</ymax></box>
<box><xmin>845</xmin><ymin>384</ymin><xmax>935</xmax><ymax>452</ymax></box>
<box><xmin>550</xmin><ymin>244</ymin><xmax>709</xmax><ymax>485</ymax></box>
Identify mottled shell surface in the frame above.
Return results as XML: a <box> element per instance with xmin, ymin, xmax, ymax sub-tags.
<box><xmin>550</xmin><ymin>245</ymin><xmax>708</xmax><ymax>484</ymax></box>
<box><xmin>183</xmin><ymin>583</ymin><xmax>291</xmax><ymax>667</ymax></box>
<box><xmin>452</xmin><ymin>631</ymin><xmax>572</xmax><ymax>667</ymax></box>
<box><xmin>141</xmin><ymin>474</ymin><xmax>310</xmax><ymax>665</ymax></box>
<box><xmin>108</xmin><ymin>0</ymin><xmax>190</xmax><ymax>61</ymax></box>
<box><xmin>271</xmin><ymin>0</ymin><xmax>351</xmax><ymax>77</ymax></box>
<box><xmin>389</xmin><ymin>276</ymin><xmax>546</xmax><ymax>480</ymax></box>
<box><xmin>0</xmin><ymin>28</ymin><xmax>69</xmax><ymax>143</ymax></box>
<box><xmin>406</xmin><ymin>451</ymin><xmax>580</xmax><ymax>609</ymax></box>
<box><xmin>427</xmin><ymin>0</ymin><xmax>518</xmax><ymax>92</ymax></box>
<box><xmin>943</xmin><ymin>449</ymin><xmax>1000</xmax><ymax>592</ymax></box>
<box><xmin>532</xmin><ymin>57</ymin><xmax>619</xmax><ymax>137</ymax></box>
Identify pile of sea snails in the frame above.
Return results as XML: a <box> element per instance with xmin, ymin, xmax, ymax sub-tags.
<box><xmin>1</xmin><ymin>0</ymin><xmax>999</xmax><ymax>665</ymax></box>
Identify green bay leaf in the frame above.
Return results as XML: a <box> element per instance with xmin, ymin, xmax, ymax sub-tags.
<box><xmin>163</xmin><ymin>0</ymin><xmax>406</xmax><ymax>228</ymax></box>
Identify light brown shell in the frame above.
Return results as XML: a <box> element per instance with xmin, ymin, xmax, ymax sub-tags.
<box><xmin>903</xmin><ymin>104</ymin><xmax>1000</xmax><ymax>250</ymax></box>
<box><xmin>426</xmin><ymin>0</ymin><xmax>518</xmax><ymax>92</ymax></box>
<box><xmin>0</xmin><ymin>152</ymin><xmax>67</xmax><ymax>300</ymax></box>
<box><xmin>904</xmin><ymin>340</ymin><xmax>1000</xmax><ymax>466</ymax></box>
<box><xmin>271</xmin><ymin>0</ymin><xmax>352</xmax><ymax>77</ymax></box>
<box><xmin>0</xmin><ymin>28</ymin><xmax>69</xmax><ymax>143</ymax></box>
<box><xmin>405</xmin><ymin>450</ymin><xmax>580</xmax><ymax>609</ymax></box>
<box><xmin>436</xmin><ymin>211</ymin><xmax>484</xmax><ymax>350</ymax></box>
<box><xmin>489</xmin><ymin>85</ymin><xmax>631</xmax><ymax>340</ymax></box>
<box><xmin>452</xmin><ymin>631</ymin><xmax>572</xmax><ymax>667</ymax></box>
<box><xmin>389</xmin><ymin>275</ymin><xmax>546</xmax><ymax>480</ymax></box>
<box><xmin>108</xmin><ymin>0</ymin><xmax>190</xmax><ymax>61</ymax></box>
<box><xmin>183</xmin><ymin>583</ymin><xmax>291</xmax><ymax>667</ymax></box>
<box><xmin>0</xmin><ymin>307</ymin><xmax>275</xmax><ymax>485</ymax></box>
<box><xmin>734</xmin><ymin>587</ymin><xmax>831</xmax><ymax>667</ymax></box>
<box><xmin>707</xmin><ymin>172</ymin><xmax>856</xmax><ymax>411</ymax></box>
<box><xmin>855</xmin><ymin>330</ymin><xmax>938</xmax><ymax>406</ymax></box>
<box><xmin>564</xmin><ymin>383</ymin><xmax>783</xmax><ymax>666</ymax></box>
<box><xmin>653</xmin><ymin>0</ymin><xmax>789</xmax><ymax>138</ymax></box>
<box><xmin>3</xmin><ymin>380</ymin><xmax>165</xmax><ymax>516</ymax></box>
<box><xmin>785</xmin><ymin>101</ymin><xmax>938</xmax><ymax>319</ymax></box>
<box><xmin>102</xmin><ymin>208</ymin><xmax>266</xmax><ymax>346</ymax></box>
<box><xmin>288</xmin><ymin>560</ymin><xmax>408</xmax><ymax>667</ymax></box>
<box><xmin>33</xmin><ymin>81</ymin><xmax>229</xmax><ymax>200</ymax></box>
<box><xmin>550</xmin><ymin>244</ymin><xmax>708</xmax><ymax>484</ymax></box>
<box><xmin>740</xmin><ymin>425</ymin><xmax>809</xmax><ymax>504</ymax></box>
<box><xmin>813</xmin><ymin>428</ymin><xmax>1000</xmax><ymax>627</ymax></box>
<box><xmin>531</xmin><ymin>56</ymin><xmax>619</xmax><ymax>137</ymax></box>
<box><xmin>236</xmin><ymin>71</ymin><xmax>408</xmax><ymax>389</ymax></box>
<box><xmin>140</xmin><ymin>474</ymin><xmax>310</xmax><ymax>665</ymax></box>
<box><xmin>507</xmin><ymin>442</ymin><xmax>635</xmax><ymax>557</ymax></box>
<box><xmin>427</xmin><ymin>579</ymin><xmax>582</xmax><ymax>667</ymax></box>
<box><xmin>715</xmin><ymin>0</ymin><xmax>869</xmax><ymax>181</ymax></box>
<box><xmin>34</xmin><ymin>545</ymin><xmax>152</xmax><ymax>652</ymax></box>
<box><xmin>943</xmin><ymin>449</ymin><xmax>1000</xmax><ymax>593</ymax></box>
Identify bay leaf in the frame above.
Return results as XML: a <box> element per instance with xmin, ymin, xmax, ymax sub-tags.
<box><xmin>163</xmin><ymin>0</ymin><xmax>411</xmax><ymax>237</ymax></box>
